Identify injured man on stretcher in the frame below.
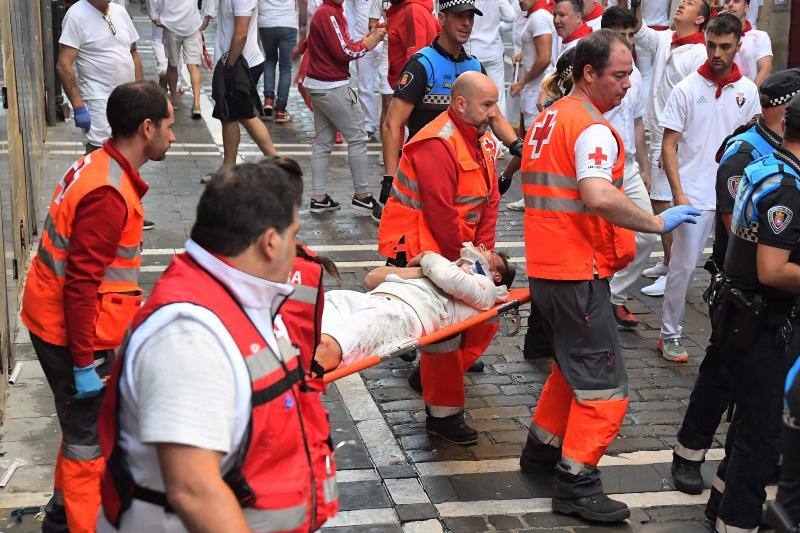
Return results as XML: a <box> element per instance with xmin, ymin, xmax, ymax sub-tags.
<box><xmin>315</xmin><ymin>243</ymin><xmax>516</xmax><ymax>371</ymax></box>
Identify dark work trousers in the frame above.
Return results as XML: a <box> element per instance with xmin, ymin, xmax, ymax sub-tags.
<box><xmin>31</xmin><ymin>333</ymin><xmax>114</xmax><ymax>533</ymax></box>
<box><xmin>523</xmin><ymin>301</ymin><xmax>555</xmax><ymax>358</ymax></box>
<box><xmin>714</xmin><ymin>317</ymin><xmax>799</xmax><ymax>530</ymax></box>
<box><xmin>529</xmin><ymin>277</ymin><xmax>628</xmax><ymax>499</ymax></box>
<box><xmin>675</xmin><ymin>337</ymin><xmax>732</xmax><ymax>461</ymax></box>
<box><xmin>776</xmin><ymin>355</ymin><xmax>800</xmax><ymax>527</ymax></box>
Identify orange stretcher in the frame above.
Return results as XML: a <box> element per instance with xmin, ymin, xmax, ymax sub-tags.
<box><xmin>323</xmin><ymin>288</ymin><xmax>531</xmax><ymax>383</ymax></box>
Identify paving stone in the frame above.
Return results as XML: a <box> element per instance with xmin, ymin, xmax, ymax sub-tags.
<box><xmin>337</xmin><ymin>480</ymin><xmax>393</xmax><ymax>511</ymax></box>
<box><xmin>323</xmin><ymin>525</ymin><xmax>403</xmax><ymax>533</ymax></box>
<box><xmin>448</xmin><ymin>471</ymin><xmax>532</xmax><ymax>501</ymax></box>
<box><xmin>395</xmin><ymin>503</ymin><xmax>438</xmax><ymax>522</ymax></box>
<box><xmin>378</xmin><ymin>464</ymin><xmax>418</xmax><ymax>479</ymax></box>
<box><xmin>489</xmin><ymin>430</ymin><xmax>527</xmax><ymax>444</ymax></box>
<box><xmin>468</xmin><ymin>406</ymin><xmax>532</xmax><ymax>420</ymax></box>
<box><xmin>420</xmin><ymin>476</ymin><xmax>458</xmax><ymax>504</ymax></box>
<box><xmin>441</xmin><ymin>516</ymin><xmax>490</xmax><ymax>533</ymax></box>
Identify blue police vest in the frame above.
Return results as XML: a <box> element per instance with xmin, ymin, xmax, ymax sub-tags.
<box><xmin>732</xmin><ymin>154</ymin><xmax>800</xmax><ymax>231</ymax></box>
<box><xmin>416</xmin><ymin>45</ymin><xmax>482</xmax><ymax>99</ymax></box>
<box><xmin>720</xmin><ymin>125</ymin><xmax>775</xmax><ymax>166</ymax></box>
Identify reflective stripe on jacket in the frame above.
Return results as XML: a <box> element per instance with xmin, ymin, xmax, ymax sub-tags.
<box><xmin>21</xmin><ymin>147</ymin><xmax>144</xmax><ymax>350</ymax></box>
<box><xmin>521</xmin><ymin>96</ymin><xmax>634</xmax><ymax>280</ymax></box>
<box><xmin>378</xmin><ymin>111</ymin><xmax>497</xmax><ymax>259</ymax></box>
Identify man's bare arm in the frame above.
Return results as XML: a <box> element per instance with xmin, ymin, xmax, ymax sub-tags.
<box><xmin>131</xmin><ymin>43</ymin><xmax>143</xmax><ymax>81</ymax></box>
<box><xmin>754</xmin><ymin>56</ymin><xmax>772</xmax><ymax>87</ymax></box>
<box><xmin>364</xmin><ymin>266</ymin><xmax>424</xmax><ymax>290</ymax></box>
<box><xmin>757</xmin><ymin>244</ymin><xmax>800</xmax><ymax>293</ymax></box>
<box><xmin>511</xmin><ymin>34</ymin><xmax>552</xmax><ymax>95</ymax></box>
<box><xmin>226</xmin><ymin>16</ymin><xmax>251</xmax><ymax>66</ymax></box>
<box><xmin>157</xmin><ymin>444</ymin><xmax>249</xmax><ymax>532</ymax></box>
<box><xmin>578</xmin><ymin>177</ymin><xmax>665</xmax><ymax>233</ymax></box>
<box><xmin>382</xmin><ymin>97</ymin><xmax>415</xmax><ymax>175</ymax></box>
<box><xmin>56</xmin><ymin>44</ymin><xmax>83</xmax><ymax>108</ymax></box>
<box><xmin>489</xmin><ymin>111</ymin><xmax>521</xmax><ymax>148</ymax></box>
<box><xmin>634</xmin><ymin>117</ymin><xmax>651</xmax><ymax>190</ymax></box>
<box><xmin>661</xmin><ymin>128</ymin><xmax>689</xmax><ymax>205</ymax></box>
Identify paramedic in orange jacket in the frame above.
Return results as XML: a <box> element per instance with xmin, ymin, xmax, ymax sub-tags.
<box><xmin>519</xmin><ymin>30</ymin><xmax>701</xmax><ymax>523</ymax></box>
<box><xmin>20</xmin><ymin>81</ymin><xmax>173</xmax><ymax>533</ymax></box>
<box><xmin>378</xmin><ymin>71</ymin><xmax>499</xmax><ymax>444</ymax></box>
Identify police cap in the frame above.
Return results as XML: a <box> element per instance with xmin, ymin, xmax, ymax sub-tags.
<box><xmin>760</xmin><ymin>68</ymin><xmax>800</xmax><ymax>108</ymax></box>
<box><xmin>439</xmin><ymin>0</ymin><xmax>484</xmax><ymax>15</ymax></box>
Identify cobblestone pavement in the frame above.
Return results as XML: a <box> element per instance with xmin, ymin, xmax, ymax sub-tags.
<box><xmin>0</xmin><ymin>6</ymin><xmax>747</xmax><ymax>532</ymax></box>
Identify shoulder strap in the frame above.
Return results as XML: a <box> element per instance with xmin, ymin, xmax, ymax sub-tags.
<box><xmin>416</xmin><ymin>47</ymin><xmax>436</xmax><ymax>92</ymax></box>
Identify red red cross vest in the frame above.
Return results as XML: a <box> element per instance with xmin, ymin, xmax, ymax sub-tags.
<box><xmin>98</xmin><ymin>251</ymin><xmax>321</xmax><ymax>532</ymax></box>
<box><xmin>281</xmin><ymin>248</ymin><xmax>338</xmax><ymax>526</ymax></box>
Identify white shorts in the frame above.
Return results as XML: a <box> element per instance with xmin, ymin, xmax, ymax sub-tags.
<box><xmin>322</xmin><ymin>290</ymin><xmax>424</xmax><ymax>366</ymax></box>
<box><xmin>163</xmin><ymin>28</ymin><xmax>202</xmax><ymax>67</ymax></box>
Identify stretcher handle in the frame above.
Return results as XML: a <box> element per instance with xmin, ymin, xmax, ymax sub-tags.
<box><xmin>323</xmin><ymin>290</ymin><xmax>531</xmax><ymax>384</ymax></box>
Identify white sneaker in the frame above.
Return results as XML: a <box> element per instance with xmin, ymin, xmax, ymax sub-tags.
<box><xmin>641</xmin><ymin>275</ymin><xmax>666</xmax><ymax>297</ymax></box>
<box><xmin>642</xmin><ymin>261</ymin><xmax>668</xmax><ymax>278</ymax></box>
<box><xmin>507</xmin><ymin>198</ymin><xmax>525</xmax><ymax>211</ymax></box>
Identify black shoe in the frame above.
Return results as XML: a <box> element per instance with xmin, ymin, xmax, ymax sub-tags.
<box><xmin>143</xmin><ymin>220</ymin><xmax>155</xmax><ymax>231</ymax></box>
<box><xmin>379</xmin><ymin>175</ymin><xmax>393</xmax><ymax>204</ymax></box>
<box><xmin>519</xmin><ymin>432</ymin><xmax>560</xmax><ymax>473</ymax></box>
<box><xmin>426</xmin><ymin>412</ymin><xmax>478</xmax><ymax>445</ymax></box>
<box><xmin>704</xmin><ymin>484</ymin><xmax>723</xmax><ymax>523</ymax></box>
<box><xmin>467</xmin><ymin>360</ymin><xmax>484</xmax><ymax>373</ymax></box>
<box><xmin>310</xmin><ymin>195</ymin><xmax>341</xmax><ymax>214</ymax></box>
<box><xmin>407</xmin><ymin>367</ymin><xmax>422</xmax><ymax>394</ymax></box>
<box><xmin>671</xmin><ymin>453</ymin><xmax>704</xmax><ymax>495</ymax></box>
<box><xmin>352</xmin><ymin>194</ymin><xmax>382</xmax><ymax>222</ymax></box>
<box><xmin>552</xmin><ymin>494</ymin><xmax>630</xmax><ymax>523</ymax></box>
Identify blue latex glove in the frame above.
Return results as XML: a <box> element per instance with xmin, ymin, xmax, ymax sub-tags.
<box><xmin>74</xmin><ymin>105</ymin><xmax>91</xmax><ymax>133</ymax></box>
<box><xmin>73</xmin><ymin>364</ymin><xmax>104</xmax><ymax>399</ymax></box>
<box><xmin>659</xmin><ymin>205</ymin><xmax>702</xmax><ymax>234</ymax></box>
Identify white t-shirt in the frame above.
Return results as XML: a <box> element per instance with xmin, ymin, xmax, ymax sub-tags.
<box><xmin>214</xmin><ymin>0</ymin><xmax>265</xmax><ymax>68</ymax></box>
<box><xmin>368</xmin><ymin>0</ymin><xmax>384</xmax><ymax>20</ymax></box>
<box><xmin>519</xmin><ymin>8</ymin><xmax>554</xmax><ymax>112</ymax></box>
<box><xmin>642</xmin><ymin>0</ymin><xmax>671</xmax><ymax>27</ymax></box>
<box><xmin>575</xmin><ymin>124</ymin><xmax>620</xmax><ymax>182</ymax></box>
<box><xmin>660</xmin><ymin>71</ymin><xmax>761</xmax><ymax>209</ymax></box>
<box><xmin>634</xmin><ymin>24</ymin><xmax>707</xmax><ymax>129</ymax></box>
<box><xmin>550</xmin><ymin>34</ymin><xmax>580</xmax><ymax>74</ymax></box>
<box><xmin>59</xmin><ymin>0</ymin><xmax>139</xmax><ymax>100</ymax></box>
<box><xmin>345</xmin><ymin>0</ymin><xmax>371</xmax><ymax>38</ymax></box>
<box><xmin>467</xmin><ymin>0</ymin><xmax>516</xmax><ymax>62</ymax></box>
<box><xmin>605</xmin><ymin>65</ymin><xmax>643</xmax><ymax>157</ymax></box>
<box><xmin>747</xmin><ymin>0</ymin><xmax>762</xmax><ymax>27</ymax></box>
<box><xmin>258</xmin><ymin>0</ymin><xmax>300</xmax><ymax>29</ymax></box>
<box><xmin>735</xmin><ymin>28</ymin><xmax>772</xmax><ymax>82</ymax></box>
<box><xmin>148</xmin><ymin>0</ymin><xmax>214</xmax><ymax>36</ymax></box>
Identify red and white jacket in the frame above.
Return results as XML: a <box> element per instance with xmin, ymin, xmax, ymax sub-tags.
<box><xmin>306</xmin><ymin>0</ymin><xmax>368</xmax><ymax>82</ymax></box>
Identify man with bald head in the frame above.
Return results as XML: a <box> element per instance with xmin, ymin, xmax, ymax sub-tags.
<box><xmin>378</xmin><ymin>71</ymin><xmax>502</xmax><ymax>444</ymax></box>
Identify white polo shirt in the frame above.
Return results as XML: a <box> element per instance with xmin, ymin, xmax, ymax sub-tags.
<box><xmin>59</xmin><ymin>0</ymin><xmax>139</xmax><ymax>100</ymax></box>
<box><xmin>345</xmin><ymin>0</ymin><xmax>371</xmax><ymax>39</ymax></box>
<box><xmin>259</xmin><ymin>0</ymin><xmax>300</xmax><ymax>29</ymax></box>
<box><xmin>660</xmin><ymin>71</ymin><xmax>761</xmax><ymax>210</ymax></box>
<box><xmin>634</xmin><ymin>24</ymin><xmax>707</xmax><ymax>129</ymax></box>
<box><xmin>519</xmin><ymin>7</ymin><xmax>554</xmax><ymax>112</ymax></box>
<box><xmin>214</xmin><ymin>0</ymin><xmax>264</xmax><ymax>68</ymax></box>
<box><xmin>605</xmin><ymin>65</ymin><xmax>643</xmax><ymax>157</ymax></box>
<box><xmin>734</xmin><ymin>27</ymin><xmax>772</xmax><ymax>82</ymax></box>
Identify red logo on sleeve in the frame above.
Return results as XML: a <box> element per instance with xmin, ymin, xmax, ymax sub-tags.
<box><xmin>588</xmin><ymin>147</ymin><xmax>608</xmax><ymax>166</ymax></box>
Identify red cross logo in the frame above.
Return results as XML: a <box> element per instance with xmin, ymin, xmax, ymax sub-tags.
<box><xmin>528</xmin><ymin>109</ymin><xmax>558</xmax><ymax>159</ymax></box>
<box><xmin>588</xmin><ymin>147</ymin><xmax>607</xmax><ymax>166</ymax></box>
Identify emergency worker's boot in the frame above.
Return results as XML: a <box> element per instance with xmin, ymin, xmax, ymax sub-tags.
<box><xmin>426</xmin><ymin>412</ymin><xmax>478</xmax><ymax>445</ymax></box>
<box><xmin>552</xmin><ymin>493</ymin><xmax>630</xmax><ymax>523</ymax></box>
<box><xmin>407</xmin><ymin>367</ymin><xmax>422</xmax><ymax>394</ymax></box>
<box><xmin>519</xmin><ymin>431</ymin><xmax>560</xmax><ymax>473</ymax></box>
<box><xmin>671</xmin><ymin>453</ymin><xmax>704</xmax><ymax>495</ymax></box>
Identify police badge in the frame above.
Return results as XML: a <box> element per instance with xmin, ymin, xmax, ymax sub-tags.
<box><xmin>768</xmin><ymin>205</ymin><xmax>793</xmax><ymax>234</ymax></box>
<box><xmin>727</xmin><ymin>175</ymin><xmax>741</xmax><ymax>199</ymax></box>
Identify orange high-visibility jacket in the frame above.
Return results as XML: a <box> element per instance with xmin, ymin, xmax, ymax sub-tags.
<box><xmin>21</xmin><ymin>148</ymin><xmax>144</xmax><ymax>351</ymax></box>
<box><xmin>521</xmin><ymin>96</ymin><xmax>635</xmax><ymax>280</ymax></box>
<box><xmin>378</xmin><ymin>111</ymin><xmax>497</xmax><ymax>259</ymax></box>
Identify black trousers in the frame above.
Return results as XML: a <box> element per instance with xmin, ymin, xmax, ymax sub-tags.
<box><xmin>715</xmin><ymin>317</ymin><xmax>798</xmax><ymax>529</ymax></box>
<box><xmin>31</xmin><ymin>333</ymin><xmax>114</xmax><ymax>533</ymax></box>
<box><xmin>776</xmin><ymin>355</ymin><xmax>800</xmax><ymax>527</ymax></box>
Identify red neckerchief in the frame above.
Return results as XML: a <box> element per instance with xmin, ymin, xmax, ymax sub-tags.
<box><xmin>697</xmin><ymin>61</ymin><xmax>743</xmax><ymax>98</ymax></box>
<box><xmin>584</xmin><ymin>2</ymin><xmax>604</xmax><ymax>22</ymax></box>
<box><xmin>102</xmin><ymin>140</ymin><xmax>149</xmax><ymax>198</ymax></box>
<box><xmin>562</xmin><ymin>23</ymin><xmax>592</xmax><ymax>44</ymax></box>
<box><xmin>671</xmin><ymin>30</ymin><xmax>705</xmax><ymax>48</ymax></box>
<box><xmin>742</xmin><ymin>20</ymin><xmax>752</xmax><ymax>34</ymax></box>
<box><xmin>527</xmin><ymin>0</ymin><xmax>552</xmax><ymax>15</ymax></box>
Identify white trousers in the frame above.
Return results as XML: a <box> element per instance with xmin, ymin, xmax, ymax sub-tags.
<box><xmin>83</xmin><ymin>98</ymin><xmax>111</xmax><ymax>147</ymax></box>
<box><xmin>661</xmin><ymin>209</ymin><xmax>716</xmax><ymax>338</ymax></box>
<box><xmin>610</xmin><ymin>157</ymin><xmax>658</xmax><ymax>305</ymax></box>
<box><xmin>322</xmin><ymin>290</ymin><xmax>424</xmax><ymax>366</ymax></box>
<box><xmin>152</xmin><ymin>24</ymin><xmax>167</xmax><ymax>76</ymax></box>
<box><xmin>647</xmin><ymin>120</ymin><xmax>673</xmax><ymax>202</ymax></box>
<box><xmin>356</xmin><ymin>43</ymin><xmax>391</xmax><ymax>134</ymax></box>
<box><xmin>483</xmin><ymin>56</ymin><xmax>507</xmax><ymax>119</ymax></box>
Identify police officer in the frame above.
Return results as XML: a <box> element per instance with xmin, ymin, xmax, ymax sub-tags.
<box><xmin>708</xmin><ymin>92</ymin><xmax>800</xmax><ymax>532</ymax></box>
<box><xmin>765</xmin><ymin>353</ymin><xmax>800</xmax><ymax>532</ymax></box>
<box><xmin>379</xmin><ymin>0</ymin><xmax>523</xmax><ymax>203</ymax></box>
<box><xmin>670</xmin><ymin>69</ymin><xmax>800</xmax><ymax>501</ymax></box>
